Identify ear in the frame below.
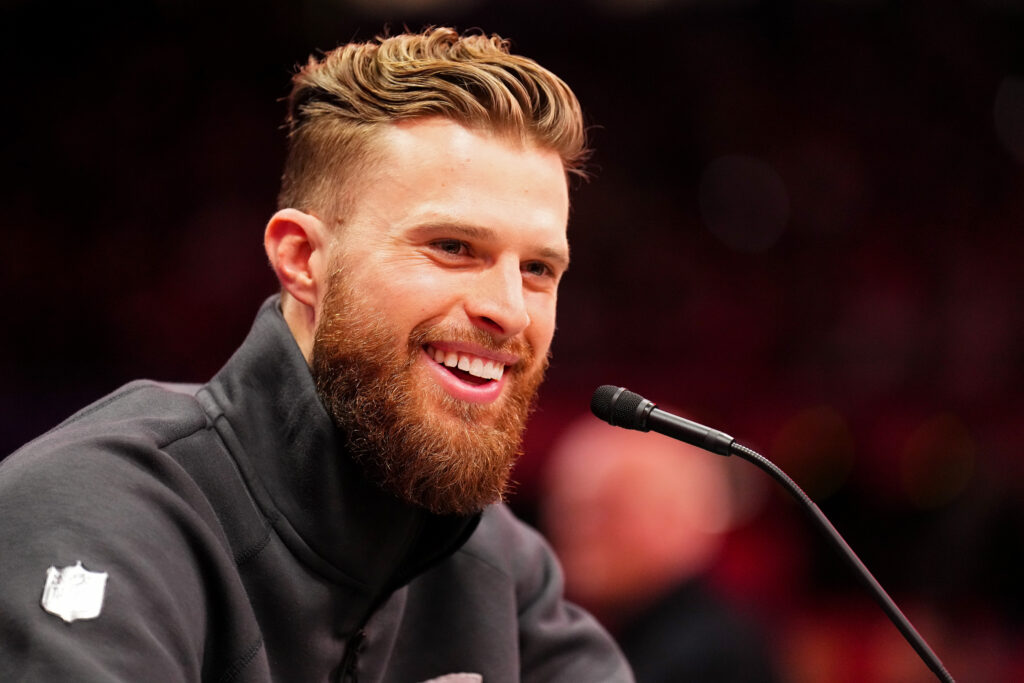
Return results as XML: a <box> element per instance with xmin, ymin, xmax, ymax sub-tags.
<box><xmin>264</xmin><ymin>208</ymin><xmax>329</xmax><ymax>308</ymax></box>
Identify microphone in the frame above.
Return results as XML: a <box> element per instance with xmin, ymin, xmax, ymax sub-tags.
<box><xmin>590</xmin><ymin>385</ymin><xmax>956</xmax><ymax>683</ymax></box>
<box><xmin>590</xmin><ymin>385</ymin><xmax>734</xmax><ymax>455</ymax></box>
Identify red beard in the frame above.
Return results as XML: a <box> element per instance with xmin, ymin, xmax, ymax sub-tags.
<box><xmin>310</xmin><ymin>270</ymin><xmax>547</xmax><ymax>516</ymax></box>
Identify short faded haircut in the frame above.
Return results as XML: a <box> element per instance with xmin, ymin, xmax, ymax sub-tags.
<box><xmin>277</xmin><ymin>27</ymin><xmax>588</xmax><ymax>222</ymax></box>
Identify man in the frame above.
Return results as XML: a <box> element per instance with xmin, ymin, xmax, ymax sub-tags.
<box><xmin>0</xmin><ymin>28</ymin><xmax>632</xmax><ymax>682</ymax></box>
<box><xmin>541</xmin><ymin>416</ymin><xmax>779</xmax><ymax>683</ymax></box>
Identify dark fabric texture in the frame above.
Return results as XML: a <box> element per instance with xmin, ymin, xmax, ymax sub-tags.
<box><xmin>0</xmin><ymin>296</ymin><xmax>632</xmax><ymax>683</ymax></box>
<box><xmin>617</xmin><ymin>579</ymin><xmax>779</xmax><ymax>683</ymax></box>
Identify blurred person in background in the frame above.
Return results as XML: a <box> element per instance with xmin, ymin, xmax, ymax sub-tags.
<box><xmin>541</xmin><ymin>414</ymin><xmax>781</xmax><ymax>683</ymax></box>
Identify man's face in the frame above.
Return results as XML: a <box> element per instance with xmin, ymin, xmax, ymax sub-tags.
<box><xmin>310</xmin><ymin>118</ymin><xmax>570</xmax><ymax>515</ymax></box>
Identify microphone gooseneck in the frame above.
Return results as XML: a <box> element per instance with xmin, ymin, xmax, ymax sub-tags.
<box><xmin>591</xmin><ymin>385</ymin><xmax>735</xmax><ymax>455</ymax></box>
<box><xmin>590</xmin><ymin>385</ymin><xmax>955</xmax><ymax>683</ymax></box>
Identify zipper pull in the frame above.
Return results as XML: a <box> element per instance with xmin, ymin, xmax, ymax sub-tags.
<box><xmin>338</xmin><ymin>630</ymin><xmax>367</xmax><ymax>683</ymax></box>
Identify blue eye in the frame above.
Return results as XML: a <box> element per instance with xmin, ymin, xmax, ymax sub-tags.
<box><xmin>524</xmin><ymin>261</ymin><xmax>553</xmax><ymax>278</ymax></box>
<box><xmin>433</xmin><ymin>239</ymin><xmax>468</xmax><ymax>256</ymax></box>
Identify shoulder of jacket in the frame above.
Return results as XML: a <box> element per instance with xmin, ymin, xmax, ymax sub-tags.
<box><xmin>456</xmin><ymin>503</ymin><xmax>554</xmax><ymax>578</ymax></box>
<box><xmin>4</xmin><ymin>380</ymin><xmax>214</xmax><ymax>469</ymax></box>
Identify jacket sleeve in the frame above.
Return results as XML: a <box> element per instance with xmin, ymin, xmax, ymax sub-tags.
<box><xmin>498</xmin><ymin>506</ymin><xmax>635</xmax><ymax>683</ymax></box>
<box><xmin>0</xmin><ymin>425</ymin><xmax>255</xmax><ymax>682</ymax></box>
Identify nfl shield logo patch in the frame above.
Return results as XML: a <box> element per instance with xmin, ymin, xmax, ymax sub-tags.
<box><xmin>40</xmin><ymin>561</ymin><xmax>108</xmax><ymax>623</ymax></box>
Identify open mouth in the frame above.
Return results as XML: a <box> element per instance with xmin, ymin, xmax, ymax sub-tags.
<box><xmin>425</xmin><ymin>344</ymin><xmax>505</xmax><ymax>386</ymax></box>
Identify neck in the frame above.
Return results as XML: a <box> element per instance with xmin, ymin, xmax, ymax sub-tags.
<box><xmin>280</xmin><ymin>291</ymin><xmax>316</xmax><ymax>363</ymax></box>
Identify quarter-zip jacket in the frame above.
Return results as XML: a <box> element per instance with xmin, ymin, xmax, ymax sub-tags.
<box><xmin>0</xmin><ymin>297</ymin><xmax>632</xmax><ymax>682</ymax></box>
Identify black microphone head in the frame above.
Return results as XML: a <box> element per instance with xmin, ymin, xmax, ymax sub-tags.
<box><xmin>590</xmin><ymin>385</ymin><xmax>651</xmax><ymax>430</ymax></box>
<box><xmin>590</xmin><ymin>385</ymin><xmax>621</xmax><ymax>423</ymax></box>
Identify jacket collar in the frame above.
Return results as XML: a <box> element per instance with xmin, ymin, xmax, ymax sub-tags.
<box><xmin>205</xmin><ymin>296</ymin><xmax>478</xmax><ymax>592</ymax></box>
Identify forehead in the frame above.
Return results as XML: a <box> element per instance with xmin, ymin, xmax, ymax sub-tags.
<box><xmin>339</xmin><ymin>118</ymin><xmax>570</xmax><ymax>239</ymax></box>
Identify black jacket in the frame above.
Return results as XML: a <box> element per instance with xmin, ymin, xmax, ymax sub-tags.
<box><xmin>0</xmin><ymin>297</ymin><xmax>631</xmax><ymax>682</ymax></box>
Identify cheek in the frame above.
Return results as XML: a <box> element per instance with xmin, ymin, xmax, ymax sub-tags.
<box><xmin>526</xmin><ymin>295</ymin><xmax>558</xmax><ymax>350</ymax></box>
<box><xmin>357</xmin><ymin>263</ymin><xmax>455</xmax><ymax>320</ymax></box>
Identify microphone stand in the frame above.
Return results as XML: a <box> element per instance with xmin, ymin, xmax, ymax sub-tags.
<box><xmin>591</xmin><ymin>386</ymin><xmax>955</xmax><ymax>682</ymax></box>
<box><xmin>728</xmin><ymin>441</ymin><xmax>954</xmax><ymax>683</ymax></box>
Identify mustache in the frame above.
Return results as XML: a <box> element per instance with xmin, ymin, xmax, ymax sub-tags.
<box><xmin>409</xmin><ymin>322</ymin><xmax>537</xmax><ymax>372</ymax></box>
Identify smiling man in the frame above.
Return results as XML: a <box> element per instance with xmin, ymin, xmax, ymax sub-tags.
<box><xmin>0</xmin><ymin>28</ymin><xmax>632</xmax><ymax>682</ymax></box>
<box><xmin>285</xmin><ymin>116</ymin><xmax>569</xmax><ymax>517</ymax></box>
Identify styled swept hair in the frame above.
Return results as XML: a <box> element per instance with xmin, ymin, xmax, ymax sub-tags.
<box><xmin>277</xmin><ymin>27</ymin><xmax>588</xmax><ymax>220</ymax></box>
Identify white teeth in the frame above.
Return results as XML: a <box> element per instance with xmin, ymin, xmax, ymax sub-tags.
<box><xmin>429</xmin><ymin>346</ymin><xmax>505</xmax><ymax>381</ymax></box>
<box><xmin>483</xmin><ymin>360</ymin><xmax>504</xmax><ymax>381</ymax></box>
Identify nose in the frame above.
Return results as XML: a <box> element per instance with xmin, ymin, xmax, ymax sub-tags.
<box><xmin>465</xmin><ymin>256</ymin><xmax>530</xmax><ymax>339</ymax></box>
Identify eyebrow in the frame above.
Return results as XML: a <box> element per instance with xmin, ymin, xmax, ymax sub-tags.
<box><xmin>411</xmin><ymin>222</ymin><xmax>571</xmax><ymax>271</ymax></box>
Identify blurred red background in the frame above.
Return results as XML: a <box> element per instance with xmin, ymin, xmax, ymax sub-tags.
<box><xmin>2</xmin><ymin>1</ymin><xmax>1022</xmax><ymax>680</ymax></box>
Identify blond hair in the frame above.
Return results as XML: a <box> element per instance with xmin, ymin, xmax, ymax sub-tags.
<box><xmin>277</xmin><ymin>27</ymin><xmax>588</xmax><ymax>220</ymax></box>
